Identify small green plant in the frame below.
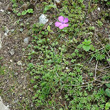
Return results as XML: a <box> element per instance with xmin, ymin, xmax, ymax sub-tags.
<box><xmin>0</xmin><ymin>57</ymin><xmax>3</xmax><ymax>60</ymax></box>
<box><xmin>92</xmin><ymin>50</ymin><xmax>106</xmax><ymax>60</ymax></box>
<box><xmin>93</xmin><ymin>0</ymin><xmax>110</xmax><ymax>6</ymax></box>
<box><xmin>91</xmin><ymin>44</ymin><xmax>110</xmax><ymax>61</ymax></box>
<box><xmin>0</xmin><ymin>66</ymin><xmax>5</xmax><ymax>75</ymax></box>
<box><xmin>97</xmin><ymin>20</ymin><xmax>103</xmax><ymax>27</ymax></box>
<box><xmin>105</xmin><ymin>102</ymin><xmax>110</xmax><ymax>110</ymax></box>
<box><xmin>47</xmin><ymin>25</ymin><xmax>53</xmax><ymax>33</ymax></box>
<box><xmin>25</xmin><ymin>0</ymin><xmax>109</xmax><ymax>110</ymax></box>
<box><xmin>81</xmin><ymin>39</ymin><xmax>94</xmax><ymax>51</ymax></box>
<box><xmin>10</xmin><ymin>0</ymin><xmax>16</xmax><ymax>3</ymax></box>
<box><xmin>107</xmin><ymin>58</ymin><xmax>110</xmax><ymax>62</ymax></box>
<box><xmin>105</xmin><ymin>83</ymin><xmax>110</xmax><ymax>97</ymax></box>
<box><xmin>102</xmin><ymin>0</ymin><xmax>110</xmax><ymax>6</ymax></box>
<box><xmin>17</xmin><ymin>9</ymin><xmax>34</xmax><ymax>16</ymax></box>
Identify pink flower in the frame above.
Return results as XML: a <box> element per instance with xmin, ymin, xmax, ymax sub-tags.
<box><xmin>55</xmin><ymin>16</ymin><xmax>69</xmax><ymax>29</ymax></box>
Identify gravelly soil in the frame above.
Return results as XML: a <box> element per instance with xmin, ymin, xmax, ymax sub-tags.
<box><xmin>0</xmin><ymin>0</ymin><xmax>36</xmax><ymax>109</ymax></box>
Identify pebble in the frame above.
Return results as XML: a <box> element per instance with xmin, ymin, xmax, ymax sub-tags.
<box><xmin>97</xmin><ymin>7</ymin><xmax>100</xmax><ymax>11</ymax></box>
<box><xmin>4</xmin><ymin>26</ymin><xmax>9</xmax><ymax>36</ymax></box>
<box><xmin>14</xmin><ymin>72</ymin><xmax>18</xmax><ymax>76</ymax></box>
<box><xmin>39</xmin><ymin>14</ymin><xmax>48</xmax><ymax>24</ymax></box>
<box><xmin>66</xmin><ymin>67</ymin><xmax>68</xmax><ymax>69</ymax></box>
<box><xmin>0</xmin><ymin>96</ymin><xmax>10</xmax><ymax>110</ymax></box>
<box><xmin>10</xmin><ymin>29</ymin><xmax>14</xmax><ymax>32</ymax></box>
<box><xmin>10</xmin><ymin>60</ymin><xmax>13</xmax><ymax>62</ymax></box>
<box><xmin>24</xmin><ymin>37</ymin><xmax>30</xmax><ymax>44</ymax></box>
<box><xmin>9</xmin><ymin>49</ymin><xmax>14</xmax><ymax>55</ymax></box>
<box><xmin>0</xmin><ymin>9</ymin><xmax>4</xmax><ymax>12</ymax></box>
<box><xmin>17</xmin><ymin>61</ymin><xmax>22</xmax><ymax>66</ymax></box>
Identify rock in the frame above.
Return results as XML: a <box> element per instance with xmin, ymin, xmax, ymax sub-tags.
<box><xmin>17</xmin><ymin>61</ymin><xmax>22</xmax><ymax>66</ymax></box>
<box><xmin>9</xmin><ymin>49</ymin><xmax>14</xmax><ymax>55</ymax></box>
<box><xmin>4</xmin><ymin>26</ymin><xmax>9</xmax><ymax>36</ymax></box>
<box><xmin>0</xmin><ymin>96</ymin><xmax>10</xmax><ymax>110</ymax></box>
<box><xmin>39</xmin><ymin>14</ymin><xmax>48</xmax><ymax>24</ymax></box>
<box><xmin>97</xmin><ymin>7</ymin><xmax>100</xmax><ymax>11</ymax></box>
<box><xmin>66</xmin><ymin>67</ymin><xmax>68</xmax><ymax>69</ymax></box>
<box><xmin>24</xmin><ymin>37</ymin><xmax>30</xmax><ymax>44</ymax></box>
<box><xmin>20</xmin><ymin>28</ymin><xmax>23</xmax><ymax>32</ymax></box>
<box><xmin>0</xmin><ymin>9</ymin><xmax>4</xmax><ymax>12</ymax></box>
<box><xmin>10</xmin><ymin>60</ymin><xmax>13</xmax><ymax>62</ymax></box>
<box><xmin>14</xmin><ymin>72</ymin><xmax>18</xmax><ymax>76</ymax></box>
<box><xmin>10</xmin><ymin>29</ymin><xmax>14</xmax><ymax>32</ymax></box>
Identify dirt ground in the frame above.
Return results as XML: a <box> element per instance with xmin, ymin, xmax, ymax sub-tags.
<box><xmin>0</xmin><ymin>0</ymin><xmax>37</xmax><ymax>109</ymax></box>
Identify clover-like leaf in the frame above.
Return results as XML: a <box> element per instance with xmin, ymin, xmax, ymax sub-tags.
<box><xmin>83</xmin><ymin>45</ymin><xmax>91</xmax><ymax>51</ymax></box>
<box><xmin>105</xmin><ymin>102</ymin><xmax>110</xmax><ymax>110</ymax></box>
<box><xmin>105</xmin><ymin>88</ymin><xmax>110</xmax><ymax>97</ymax></box>
<box><xmin>105</xmin><ymin>83</ymin><xmax>110</xmax><ymax>88</ymax></box>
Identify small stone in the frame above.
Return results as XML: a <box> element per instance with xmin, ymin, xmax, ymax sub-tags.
<box><xmin>10</xmin><ymin>60</ymin><xmax>13</xmax><ymax>62</ymax></box>
<box><xmin>14</xmin><ymin>72</ymin><xmax>18</xmax><ymax>76</ymax></box>
<box><xmin>4</xmin><ymin>26</ymin><xmax>9</xmax><ymax>36</ymax></box>
<box><xmin>24</xmin><ymin>37</ymin><xmax>30</xmax><ymax>44</ymax></box>
<box><xmin>20</xmin><ymin>28</ymin><xmax>23</xmax><ymax>32</ymax></box>
<box><xmin>97</xmin><ymin>7</ymin><xmax>100</xmax><ymax>11</ymax></box>
<box><xmin>7</xmin><ymin>12</ymin><xmax>11</xmax><ymax>14</ymax></box>
<box><xmin>0</xmin><ymin>9</ymin><xmax>4</xmax><ymax>12</ymax></box>
<box><xmin>11</xmin><ymin>29</ymin><xmax>14</xmax><ymax>32</ymax></box>
<box><xmin>0</xmin><ymin>96</ymin><xmax>10</xmax><ymax>110</ymax></box>
<box><xmin>39</xmin><ymin>14</ymin><xmax>48</xmax><ymax>24</ymax></box>
<box><xmin>9</xmin><ymin>49</ymin><xmax>14</xmax><ymax>55</ymax></box>
<box><xmin>66</xmin><ymin>67</ymin><xmax>68</xmax><ymax>69</ymax></box>
<box><xmin>17</xmin><ymin>61</ymin><xmax>22</xmax><ymax>66</ymax></box>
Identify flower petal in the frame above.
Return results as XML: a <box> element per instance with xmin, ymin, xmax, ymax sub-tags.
<box><xmin>58</xmin><ymin>16</ymin><xmax>64</xmax><ymax>23</ymax></box>
<box><xmin>59</xmin><ymin>24</ymin><xmax>69</xmax><ymax>29</ymax></box>
<box><xmin>64</xmin><ymin>18</ymin><xmax>69</xmax><ymax>23</ymax></box>
<box><xmin>55</xmin><ymin>22</ymin><xmax>62</xmax><ymax>27</ymax></box>
<box><xmin>63</xmin><ymin>23</ymin><xmax>69</xmax><ymax>27</ymax></box>
<box><xmin>59</xmin><ymin>24</ymin><xmax>65</xmax><ymax>29</ymax></box>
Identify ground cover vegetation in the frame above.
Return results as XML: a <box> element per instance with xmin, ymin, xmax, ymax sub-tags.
<box><xmin>27</xmin><ymin>0</ymin><xmax>110</xmax><ymax>109</ymax></box>
<box><xmin>0</xmin><ymin>0</ymin><xmax>110</xmax><ymax>109</ymax></box>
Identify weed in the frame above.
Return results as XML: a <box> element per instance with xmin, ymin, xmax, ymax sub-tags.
<box><xmin>105</xmin><ymin>83</ymin><xmax>110</xmax><ymax>97</ymax></box>
<box><xmin>10</xmin><ymin>0</ymin><xmax>34</xmax><ymax>16</ymax></box>
<box><xmin>17</xmin><ymin>9</ymin><xmax>34</xmax><ymax>16</ymax></box>
<box><xmin>80</xmin><ymin>39</ymin><xmax>94</xmax><ymax>51</ymax></box>
<box><xmin>97</xmin><ymin>20</ymin><xmax>103</xmax><ymax>27</ymax></box>
<box><xmin>105</xmin><ymin>102</ymin><xmax>110</xmax><ymax>110</ymax></box>
<box><xmin>0</xmin><ymin>66</ymin><xmax>5</xmax><ymax>75</ymax></box>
